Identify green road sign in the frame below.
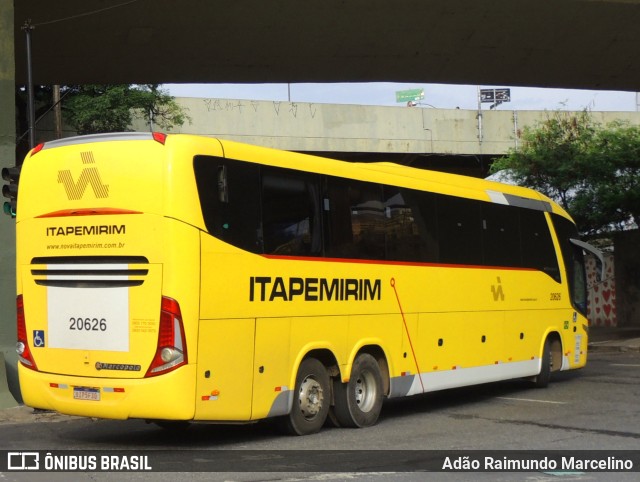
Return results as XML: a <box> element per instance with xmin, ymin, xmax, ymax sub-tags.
<box><xmin>395</xmin><ymin>88</ymin><xmax>425</xmax><ymax>103</ymax></box>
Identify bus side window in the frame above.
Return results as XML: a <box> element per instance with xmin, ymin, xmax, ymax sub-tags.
<box><xmin>437</xmin><ymin>194</ymin><xmax>482</xmax><ymax>265</ymax></box>
<box><xmin>324</xmin><ymin>177</ymin><xmax>355</xmax><ymax>257</ymax></box>
<box><xmin>521</xmin><ymin>209</ymin><xmax>560</xmax><ymax>281</ymax></box>
<box><xmin>348</xmin><ymin>182</ymin><xmax>385</xmax><ymax>260</ymax></box>
<box><xmin>325</xmin><ymin>177</ymin><xmax>385</xmax><ymax>260</ymax></box>
<box><xmin>552</xmin><ymin>214</ymin><xmax>588</xmax><ymax>314</ymax></box>
<box><xmin>571</xmin><ymin>248</ymin><xmax>588</xmax><ymax>313</ymax></box>
<box><xmin>261</xmin><ymin>168</ymin><xmax>322</xmax><ymax>256</ymax></box>
<box><xmin>404</xmin><ymin>188</ymin><xmax>439</xmax><ymax>263</ymax></box>
<box><xmin>194</xmin><ymin>156</ymin><xmax>261</xmax><ymax>253</ymax></box>
<box><xmin>383</xmin><ymin>186</ymin><xmax>433</xmax><ymax>262</ymax></box>
<box><xmin>481</xmin><ymin>202</ymin><xmax>520</xmax><ymax>267</ymax></box>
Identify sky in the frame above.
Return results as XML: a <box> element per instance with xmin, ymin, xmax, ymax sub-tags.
<box><xmin>165</xmin><ymin>82</ymin><xmax>639</xmax><ymax>112</ymax></box>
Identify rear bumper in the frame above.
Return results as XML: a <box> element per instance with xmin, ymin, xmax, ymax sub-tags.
<box><xmin>18</xmin><ymin>364</ymin><xmax>197</xmax><ymax>420</ymax></box>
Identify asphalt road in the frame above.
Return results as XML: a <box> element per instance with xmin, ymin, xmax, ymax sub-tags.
<box><xmin>1</xmin><ymin>350</ymin><xmax>639</xmax><ymax>481</ymax></box>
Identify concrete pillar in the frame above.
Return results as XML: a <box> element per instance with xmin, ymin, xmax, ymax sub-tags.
<box><xmin>0</xmin><ymin>0</ymin><xmax>19</xmax><ymax>406</ymax></box>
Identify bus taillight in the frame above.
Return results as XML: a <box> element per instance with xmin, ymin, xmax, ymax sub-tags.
<box><xmin>16</xmin><ymin>295</ymin><xmax>38</xmax><ymax>371</ymax></box>
<box><xmin>152</xmin><ymin>132</ymin><xmax>167</xmax><ymax>145</ymax></box>
<box><xmin>29</xmin><ymin>143</ymin><xmax>45</xmax><ymax>156</ymax></box>
<box><xmin>145</xmin><ymin>296</ymin><xmax>188</xmax><ymax>377</ymax></box>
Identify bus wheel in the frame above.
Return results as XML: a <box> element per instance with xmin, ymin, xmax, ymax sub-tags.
<box><xmin>282</xmin><ymin>358</ymin><xmax>330</xmax><ymax>436</ymax></box>
<box><xmin>332</xmin><ymin>353</ymin><xmax>384</xmax><ymax>428</ymax></box>
<box><xmin>533</xmin><ymin>338</ymin><xmax>553</xmax><ymax>388</ymax></box>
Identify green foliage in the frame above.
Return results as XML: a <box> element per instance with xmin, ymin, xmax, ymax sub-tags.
<box><xmin>491</xmin><ymin>110</ymin><xmax>640</xmax><ymax>237</ymax></box>
<box><xmin>62</xmin><ymin>84</ymin><xmax>190</xmax><ymax>135</ymax></box>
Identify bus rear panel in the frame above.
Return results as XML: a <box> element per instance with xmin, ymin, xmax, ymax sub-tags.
<box><xmin>16</xmin><ymin>133</ymin><xmax>209</xmax><ymax>420</ymax></box>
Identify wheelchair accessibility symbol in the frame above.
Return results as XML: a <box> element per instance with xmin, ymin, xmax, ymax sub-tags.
<box><xmin>33</xmin><ymin>330</ymin><xmax>45</xmax><ymax>348</ymax></box>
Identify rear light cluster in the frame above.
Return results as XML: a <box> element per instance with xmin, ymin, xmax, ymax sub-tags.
<box><xmin>152</xmin><ymin>132</ymin><xmax>167</xmax><ymax>145</ymax></box>
<box><xmin>16</xmin><ymin>295</ymin><xmax>38</xmax><ymax>371</ymax></box>
<box><xmin>16</xmin><ymin>293</ymin><xmax>187</xmax><ymax>377</ymax></box>
<box><xmin>145</xmin><ymin>296</ymin><xmax>188</xmax><ymax>377</ymax></box>
<box><xmin>30</xmin><ymin>143</ymin><xmax>45</xmax><ymax>156</ymax></box>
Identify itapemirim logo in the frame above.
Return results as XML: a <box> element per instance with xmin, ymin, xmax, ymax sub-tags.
<box><xmin>57</xmin><ymin>151</ymin><xmax>109</xmax><ymax>200</ymax></box>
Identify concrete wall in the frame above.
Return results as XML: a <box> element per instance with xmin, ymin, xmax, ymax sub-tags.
<box><xmin>134</xmin><ymin>97</ymin><xmax>640</xmax><ymax>157</ymax></box>
<box><xmin>0</xmin><ymin>0</ymin><xmax>18</xmax><ymax>407</ymax></box>
<box><xmin>587</xmin><ymin>253</ymin><xmax>617</xmax><ymax>327</ymax></box>
<box><xmin>615</xmin><ymin>230</ymin><xmax>640</xmax><ymax>327</ymax></box>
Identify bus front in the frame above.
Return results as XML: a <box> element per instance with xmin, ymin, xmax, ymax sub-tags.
<box><xmin>14</xmin><ymin>133</ymin><xmax>207</xmax><ymax>421</ymax></box>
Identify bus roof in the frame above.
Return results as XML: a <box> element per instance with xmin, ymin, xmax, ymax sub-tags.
<box><xmin>26</xmin><ymin>133</ymin><xmax>573</xmax><ymax>222</ymax></box>
<box><xmin>214</xmin><ymin>137</ymin><xmax>572</xmax><ymax>220</ymax></box>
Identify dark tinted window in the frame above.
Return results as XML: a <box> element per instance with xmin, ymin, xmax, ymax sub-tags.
<box><xmin>194</xmin><ymin>157</ymin><xmax>561</xmax><ymax>280</ymax></box>
<box><xmin>383</xmin><ymin>187</ymin><xmax>435</xmax><ymax>262</ymax></box>
<box><xmin>261</xmin><ymin>168</ymin><xmax>322</xmax><ymax>256</ymax></box>
<box><xmin>438</xmin><ymin>195</ymin><xmax>482</xmax><ymax>265</ymax></box>
<box><xmin>521</xmin><ymin>209</ymin><xmax>560</xmax><ymax>280</ymax></box>
<box><xmin>403</xmin><ymin>188</ymin><xmax>439</xmax><ymax>262</ymax></box>
<box><xmin>193</xmin><ymin>156</ymin><xmax>261</xmax><ymax>253</ymax></box>
<box><xmin>552</xmin><ymin>214</ymin><xmax>587</xmax><ymax>313</ymax></box>
<box><xmin>325</xmin><ymin>177</ymin><xmax>384</xmax><ymax>259</ymax></box>
<box><xmin>481</xmin><ymin>202</ymin><xmax>520</xmax><ymax>267</ymax></box>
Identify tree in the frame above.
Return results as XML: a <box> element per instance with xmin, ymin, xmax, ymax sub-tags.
<box><xmin>15</xmin><ymin>85</ymin><xmax>59</xmax><ymax>158</ymax></box>
<box><xmin>15</xmin><ymin>84</ymin><xmax>190</xmax><ymax>159</ymax></box>
<box><xmin>490</xmin><ymin>110</ymin><xmax>640</xmax><ymax>238</ymax></box>
<box><xmin>62</xmin><ymin>84</ymin><xmax>190</xmax><ymax>135</ymax></box>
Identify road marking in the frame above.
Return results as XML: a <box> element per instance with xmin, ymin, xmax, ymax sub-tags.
<box><xmin>611</xmin><ymin>363</ymin><xmax>640</xmax><ymax>367</ymax></box>
<box><xmin>497</xmin><ymin>397</ymin><xmax>566</xmax><ymax>404</ymax></box>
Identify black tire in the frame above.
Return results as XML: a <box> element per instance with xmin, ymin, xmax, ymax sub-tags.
<box><xmin>533</xmin><ymin>338</ymin><xmax>553</xmax><ymax>388</ymax></box>
<box><xmin>332</xmin><ymin>353</ymin><xmax>384</xmax><ymax>428</ymax></box>
<box><xmin>281</xmin><ymin>358</ymin><xmax>330</xmax><ymax>435</ymax></box>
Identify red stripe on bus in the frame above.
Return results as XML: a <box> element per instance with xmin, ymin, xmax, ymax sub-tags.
<box><xmin>36</xmin><ymin>208</ymin><xmax>142</xmax><ymax>218</ymax></box>
<box><xmin>261</xmin><ymin>253</ymin><xmax>538</xmax><ymax>271</ymax></box>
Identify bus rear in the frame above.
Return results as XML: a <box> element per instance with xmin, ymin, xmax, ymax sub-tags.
<box><xmin>15</xmin><ymin>133</ymin><xmax>213</xmax><ymax>420</ymax></box>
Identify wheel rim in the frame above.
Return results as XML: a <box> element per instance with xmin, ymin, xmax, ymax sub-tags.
<box><xmin>353</xmin><ymin>369</ymin><xmax>377</xmax><ymax>413</ymax></box>
<box><xmin>298</xmin><ymin>375</ymin><xmax>324</xmax><ymax>420</ymax></box>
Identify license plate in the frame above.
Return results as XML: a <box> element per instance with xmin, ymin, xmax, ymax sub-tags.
<box><xmin>73</xmin><ymin>387</ymin><xmax>100</xmax><ymax>401</ymax></box>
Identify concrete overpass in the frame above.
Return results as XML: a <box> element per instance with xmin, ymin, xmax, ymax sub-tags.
<box><xmin>132</xmin><ymin>98</ymin><xmax>640</xmax><ymax>176</ymax></box>
<box><xmin>26</xmin><ymin>96</ymin><xmax>635</xmax><ymax>175</ymax></box>
<box><xmin>10</xmin><ymin>0</ymin><xmax>640</xmax><ymax>91</ymax></box>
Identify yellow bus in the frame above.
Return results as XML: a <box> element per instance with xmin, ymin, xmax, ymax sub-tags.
<box><xmin>12</xmin><ymin>132</ymin><xmax>600</xmax><ymax>435</ymax></box>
